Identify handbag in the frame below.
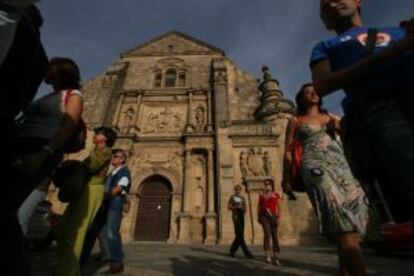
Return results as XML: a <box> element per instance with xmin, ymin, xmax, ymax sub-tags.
<box><xmin>53</xmin><ymin>160</ymin><xmax>91</xmax><ymax>203</ymax></box>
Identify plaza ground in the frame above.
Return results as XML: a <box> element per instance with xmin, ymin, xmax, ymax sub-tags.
<box><xmin>30</xmin><ymin>242</ymin><xmax>414</xmax><ymax>275</ymax></box>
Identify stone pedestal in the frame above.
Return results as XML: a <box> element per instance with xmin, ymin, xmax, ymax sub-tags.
<box><xmin>204</xmin><ymin>213</ymin><xmax>217</xmax><ymax>244</ymax></box>
<box><xmin>177</xmin><ymin>213</ymin><xmax>192</xmax><ymax>244</ymax></box>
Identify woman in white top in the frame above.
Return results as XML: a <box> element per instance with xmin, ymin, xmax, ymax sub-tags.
<box><xmin>13</xmin><ymin>57</ymin><xmax>83</xmax><ymax>206</ymax></box>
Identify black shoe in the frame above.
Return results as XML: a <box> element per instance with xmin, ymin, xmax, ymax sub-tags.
<box><xmin>245</xmin><ymin>253</ymin><xmax>254</xmax><ymax>259</ymax></box>
<box><xmin>229</xmin><ymin>252</ymin><xmax>235</xmax><ymax>258</ymax></box>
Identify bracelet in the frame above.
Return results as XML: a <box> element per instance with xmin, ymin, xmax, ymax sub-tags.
<box><xmin>41</xmin><ymin>145</ymin><xmax>54</xmax><ymax>154</ymax></box>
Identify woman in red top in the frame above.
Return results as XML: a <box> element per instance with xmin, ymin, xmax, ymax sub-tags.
<box><xmin>258</xmin><ymin>178</ymin><xmax>281</xmax><ymax>265</ymax></box>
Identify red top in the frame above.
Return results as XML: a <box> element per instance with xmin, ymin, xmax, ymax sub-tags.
<box><xmin>259</xmin><ymin>192</ymin><xmax>280</xmax><ymax>215</ymax></box>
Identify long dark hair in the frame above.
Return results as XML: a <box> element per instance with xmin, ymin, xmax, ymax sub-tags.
<box><xmin>295</xmin><ymin>83</ymin><xmax>327</xmax><ymax>115</ymax></box>
<box><xmin>46</xmin><ymin>57</ymin><xmax>81</xmax><ymax>90</ymax></box>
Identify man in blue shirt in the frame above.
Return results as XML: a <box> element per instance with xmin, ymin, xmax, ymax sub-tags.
<box><xmin>80</xmin><ymin>149</ymin><xmax>131</xmax><ymax>274</ymax></box>
<box><xmin>310</xmin><ymin>0</ymin><xmax>414</xmax><ymax>227</ymax></box>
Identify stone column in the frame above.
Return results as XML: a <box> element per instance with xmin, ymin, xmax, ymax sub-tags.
<box><xmin>132</xmin><ymin>92</ymin><xmax>142</xmax><ymax>134</ymax></box>
<box><xmin>112</xmin><ymin>93</ymin><xmax>125</xmax><ymax>130</ymax></box>
<box><xmin>177</xmin><ymin>149</ymin><xmax>192</xmax><ymax>244</ymax></box>
<box><xmin>205</xmin><ymin>149</ymin><xmax>217</xmax><ymax>244</ymax></box>
<box><xmin>206</xmin><ymin>92</ymin><xmax>213</xmax><ymax>132</ymax></box>
<box><xmin>185</xmin><ymin>91</ymin><xmax>194</xmax><ymax>132</ymax></box>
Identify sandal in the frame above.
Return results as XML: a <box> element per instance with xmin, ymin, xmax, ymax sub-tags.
<box><xmin>265</xmin><ymin>257</ymin><xmax>272</xmax><ymax>264</ymax></box>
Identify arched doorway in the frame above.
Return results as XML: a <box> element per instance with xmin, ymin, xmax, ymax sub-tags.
<box><xmin>134</xmin><ymin>175</ymin><xmax>172</xmax><ymax>241</ymax></box>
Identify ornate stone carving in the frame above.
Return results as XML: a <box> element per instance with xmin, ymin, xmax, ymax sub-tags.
<box><xmin>141</xmin><ymin>107</ymin><xmax>184</xmax><ymax>134</ymax></box>
<box><xmin>239</xmin><ymin>148</ymin><xmax>272</xmax><ymax>177</ymax></box>
<box><xmin>215</xmin><ymin>71</ymin><xmax>227</xmax><ymax>85</ymax></box>
<box><xmin>130</xmin><ymin>151</ymin><xmax>183</xmax><ymax>175</ymax></box>
<box><xmin>121</xmin><ymin>106</ymin><xmax>136</xmax><ymax>131</ymax></box>
<box><xmin>240</xmin><ymin>151</ymin><xmax>250</xmax><ymax>177</ymax></box>
<box><xmin>168</xmin><ymin>152</ymin><xmax>183</xmax><ymax>174</ymax></box>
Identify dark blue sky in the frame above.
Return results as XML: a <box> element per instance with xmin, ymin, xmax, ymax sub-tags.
<box><xmin>37</xmin><ymin>0</ymin><xmax>413</xmax><ymax>112</ymax></box>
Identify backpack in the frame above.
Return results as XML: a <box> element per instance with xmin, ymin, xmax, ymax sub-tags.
<box><xmin>62</xmin><ymin>90</ymin><xmax>87</xmax><ymax>153</ymax></box>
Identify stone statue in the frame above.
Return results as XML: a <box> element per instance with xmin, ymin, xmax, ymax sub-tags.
<box><xmin>122</xmin><ymin>106</ymin><xmax>135</xmax><ymax>129</ymax></box>
<box><xmin>240</xmin><ymin>151</ymin><xmax>250</xmax><ymax>177</ymax></box>
<box><xmin>195</xmin><ymin>106</ymin><xmax>205</xmax><ymax>130</ymax></box>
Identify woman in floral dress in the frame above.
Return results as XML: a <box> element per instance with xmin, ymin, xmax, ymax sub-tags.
<box><xmin>283</xmin><ymin>83</ymin><xmax>369</xmax><ymax>276</ymax></box>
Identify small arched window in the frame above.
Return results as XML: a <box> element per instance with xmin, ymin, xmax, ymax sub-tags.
<box><xmin>178</xmin><ymin>73</ymin><xmax>186</xmax><ymax>87</ymax></box>
<box><xmin>165</xmin><ymin>69</ymin><xmax>177</xmax><ymax>87</ymax></box>
<box><xmin>154</xmin><ymin>73</ymin><xmax>162</xmax><ymax>87</ymax></box>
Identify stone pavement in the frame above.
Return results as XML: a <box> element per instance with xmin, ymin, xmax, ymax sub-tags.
<box><xmin>30</xmin><ymin>242</ymin><xmax>414</xmax><ymax>276</ymax></box>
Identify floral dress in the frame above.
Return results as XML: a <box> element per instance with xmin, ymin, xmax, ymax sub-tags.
<box><xmin>298</xmin><ymin>123</ymin><xmax>369</xmax><ymax>238</ymax></box>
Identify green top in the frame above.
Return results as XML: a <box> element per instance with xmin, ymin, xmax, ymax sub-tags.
<box><xmin>84</xmin><ymin>146</ymin><xmax>112</xmax><ymax>177</ymax></box>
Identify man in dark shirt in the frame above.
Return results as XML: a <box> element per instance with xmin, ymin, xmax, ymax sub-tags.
<box><xmin>228</xmin><ymin>184</ymin><xmax>254</xmax><ymax>259</ymax></box>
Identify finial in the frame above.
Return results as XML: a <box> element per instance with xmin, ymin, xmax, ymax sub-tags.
<box><xmin>262</xmin><ymin>65</ymin><xmax>271</xmax><ymax>81</ymax></box>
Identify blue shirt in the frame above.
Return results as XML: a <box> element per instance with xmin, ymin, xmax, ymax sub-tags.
<box><xmin>310</xmin><ymin>26</ymin><xmax>414</xmax><ymax>100</ymax></box>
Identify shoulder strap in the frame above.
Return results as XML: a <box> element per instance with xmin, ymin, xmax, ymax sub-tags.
<box><xmin>365</xmin><ymin>28</ymin><xmax>378</xmax><ymax>56</ymax></box>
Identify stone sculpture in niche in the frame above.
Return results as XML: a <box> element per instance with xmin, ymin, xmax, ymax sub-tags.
<box><xmin>240</xmin><ymin>151</ymin><xmax>250</xmax><ymax>177</ymax></box>
<box><xmin>195</xmin><ymin>106</ymin><xmax>205</xmax><ymax>131</ymax></box>
<box><xmin>122</xmin><ymin>106</ymin><xmax>135</xmax><ymax>131</ymax></box>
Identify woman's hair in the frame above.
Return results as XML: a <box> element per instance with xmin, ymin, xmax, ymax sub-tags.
<box><xmin>47</xmin><ymin>57</ymin><xmax>81</xmax><ymax>90</ymax></box>
<box><xmin>94</xmin><ymin>126</ymin><xmax>117</xmax><ymax>147</ymax></box>
<box><xmin>263</xmin><ymin>178</ymin><xmax>274</xmax><ymax>190</ymax></box>
<box><xmin>295</xmin><ymin>83</ymin><xmax>326</xmax><ymax>115</ymax></box>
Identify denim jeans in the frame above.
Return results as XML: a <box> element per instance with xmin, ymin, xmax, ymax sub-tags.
<box><xmin>106</xmin><ymin>196</ymin><xmax>124</xmax><ymax>264</ymax></box>
<box><xmin>18</xmin><ymin>189</ymin><xmax>47</xmax><ymax>235</ymax></box>
<box><xmin>346</xmin><ymin>100</ymin><xmax>414</xmax><ymax>222</ymax></box>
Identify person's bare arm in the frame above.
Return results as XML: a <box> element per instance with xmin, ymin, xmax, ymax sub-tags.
<box><xmin>282</xmin><ymin>117</ymin><xmax>297</xmax><ymax>187</ymax></box>
<box><xmin>313</xmin><ymin>27</ymin><xmax>414</xmax><ymax>97</ymax></box>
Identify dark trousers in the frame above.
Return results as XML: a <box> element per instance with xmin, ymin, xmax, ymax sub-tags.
<box><xmin>230</xmin><ymin>211</ymin><xmax>251</xmax><ymax>256</ymax></box>
<box><xmin>344</xmin><ymin>101</ymin><xmax>414</xmax><ymax>223</ymax></box>
<box><xmin>259</xmin><ymin>213</ymin><xmax>280</xmax><ymax>253</ymax></box>
<box><xmin>79</xmin><ymin>199</ymin><xmax>110</xmax><ymax>268</ymax></box>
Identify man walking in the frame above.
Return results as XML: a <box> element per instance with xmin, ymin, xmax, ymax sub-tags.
<box><xmin>228</xmin><ymin>184</ymin><xmax>254</xmax><ymax>259</ymax></box>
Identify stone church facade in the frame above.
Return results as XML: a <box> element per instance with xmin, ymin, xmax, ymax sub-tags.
<box><xmin>78</xmin><ymin>31</ymin><xmax>318</xmax><ymax>245</ymax></box>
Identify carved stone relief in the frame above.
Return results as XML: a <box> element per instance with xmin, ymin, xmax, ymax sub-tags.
<box><xmin>130</xmin><ymin>151</ymin><xmax>183</xmax><ymax>176</ymax></box>
<box><xmin>239</xmin><ymin>148</ymin><xmax>272</xmax><ymax>178</ymax></box>
<box><xmin>141</xmin><ymin>106</ymin><xmax>185</xmax><ymax>134</ymax></box>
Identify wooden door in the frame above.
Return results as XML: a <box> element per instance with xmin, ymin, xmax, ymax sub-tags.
<box><xmin>135</xmin><ymin>176</ymin><xmax>172</xmax><ymax>241</ymax></box>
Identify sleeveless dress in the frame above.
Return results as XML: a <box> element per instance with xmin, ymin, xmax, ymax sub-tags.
<box><xmin>298</xmin><ymin>123</ymin><xmax>369</xmax><ymax>238</ymax></box>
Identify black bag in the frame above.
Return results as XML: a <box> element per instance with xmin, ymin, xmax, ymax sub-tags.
<box><xmin>63</xmin><ymin>118</ymin><xmax>87</xmax><ymax>154</ymax></box>
<box><xmin>53</xmin><ymin>160</ymin><xmax>91</xmax><ymax>203</ymax></box>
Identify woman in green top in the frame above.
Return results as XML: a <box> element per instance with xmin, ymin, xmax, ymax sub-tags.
<box><xmin>55</xmin><ymin>127</ymin><xmax>117</xmax><ymax>276</ymax></box>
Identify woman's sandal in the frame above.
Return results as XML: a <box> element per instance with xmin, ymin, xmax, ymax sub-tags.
<box><xmin>265</xmin><ymin>257</ymin><xmax>272</xmax><ymax>264</ymax></box>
